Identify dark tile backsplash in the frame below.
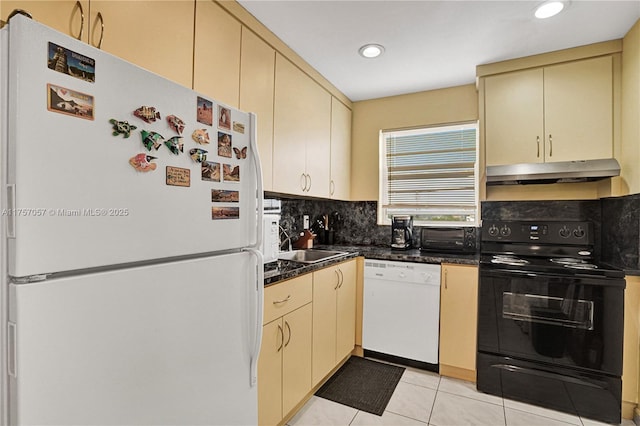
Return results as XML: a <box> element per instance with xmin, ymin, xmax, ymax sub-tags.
<box><xmin>601</xmin><ymin>194</ymin><xmax>640</xmax><ymax>272</ymax></box>
<box><xmin>273</xmin><ymin>195</ymin><xmax>640</xmax><ymax>274</ymax></box>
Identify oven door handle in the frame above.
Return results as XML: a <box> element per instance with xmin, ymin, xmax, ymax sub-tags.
<box><xmin>491</xmin><ymin>364</ymin><xmax>607</xmax><ymax>389</ymax></box>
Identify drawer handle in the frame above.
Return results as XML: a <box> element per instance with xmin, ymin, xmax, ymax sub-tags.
<box><xmin>273</xmin><ymin>295</ymin><xmax>291</xmax><ymax>305</ymax></box>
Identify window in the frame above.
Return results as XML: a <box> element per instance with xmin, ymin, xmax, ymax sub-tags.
<box><xmin>378</xmin><ymin>122</ymin><xmax>478</xmax><ymax>226</ymax></box>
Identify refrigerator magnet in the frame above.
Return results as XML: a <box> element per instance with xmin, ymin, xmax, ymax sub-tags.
<box><xmin>201</xmin><ymin>161</ymin><xmax>220</xmax><ymax>182</ymax></box>
<box><xmin>197</xmin><ymin>96</ymin><xmax>213</xmax><ymax>126</ymax></box>
<box><xmin>233</xmin><ymin>146</ymin><xmax>247</xmax><ymax>160</ymax></box>
<box><xmin>47</xmin><ymin>42</ymin><xmax>95</xmax><ymax>83</ymax></box>
<box><xmin>218</xmin><ymin>106</ymin><xmax>231</xmax><ymax>131</ymax></box>
<box><xmin>232</xmin><ymin>122</ymin><xmax>245</xmax><ymax>134</ymax></box>
<box><xmin>217</xmin><ymin>132</ymin><xmax>232</xmax><ymax>158</ymax></box>
<box><xmin>164</xmin><ymin>136</ymin><xmax>184</xmax><ymax>155</ymax></box>
<box><xmin>212</xmin><ymin>207</ymin><xmax>239</xmax><ymax>220</ymax></box>
<box><xmin>166</xmin><ymin>115</ymin><xmax>185</xmax><ymax>135</ymax></box>
<box><xmin>192</xmin><ymin>129</ymin><xmax>210</xmax><ymax>145</ymax></box>
<box><xmin>109</xmin><ymin>119</ymin><xmax>137</xmax><ymax>138</ymax></box>
<box><xmin>211</xmin><ymin>190</ymin><xmax>239</xmax><ymax>203</ymax></box>
<box><xmin>129</xmin><ymin>153</ymin><xmax>157</xmax><ymax>172</ymax></box>
<box><xmin>222</xmin><ymin>164</ymin><xmax>240</xmax><ymax>182</ymax></box>
<box><xmin>47</xmin><ymin>84</ymin><xmax>94</xmax><ymax>120</ymax></box>
<box><xmin>166</xmin><ymin>166</ymin><xmax>190</xmax><ymax>187</ymax></box>
<box><xmin>140</xmin><ymin>130</ymin><xmax>164</xmax><ymax>151</ymax></box>
<box><xmin>133</xmin><ymin>106</ymin><xmax>161</xmax><ymax>123</ymax></box>
<box><xmin>189</xmin><ymin>148</ymin><xmax>208</xmax><ymax>164</ymax></box>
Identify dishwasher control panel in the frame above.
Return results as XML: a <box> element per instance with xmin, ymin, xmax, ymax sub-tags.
<box><xmin>364</xmin><ymin>260</ymin><xmax>439</xmax><ymax>284</ymax></box>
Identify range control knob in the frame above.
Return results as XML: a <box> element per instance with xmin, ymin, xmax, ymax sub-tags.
<box><xmin>559</xmin><ymin>226</ymin><xmax>571</xmax><ymax>238</ymax></box>
<box><xmin>573</xmin><ymin>226</ymin><xmax>585</xmax><ymax>239</ymax></box>
<box><xmin>500</xmin><ymin>225</ymin><xmax>511</xmax><ymax>237</ymax></box>
<box><xmin>488</xmin><ymin>225</ymin><xmax>499</xmax><ymax>236</ymax></box>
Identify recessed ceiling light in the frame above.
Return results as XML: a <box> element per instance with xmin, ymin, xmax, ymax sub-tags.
<box><xmin>358</xmin><ymin>44</ymin><xmax>385</xmax><ymax>59</ymax></box>
<box><xmin>535</xmin><ymin>1</ymin><xmax>565</xmax><ymax>19</ymax></box>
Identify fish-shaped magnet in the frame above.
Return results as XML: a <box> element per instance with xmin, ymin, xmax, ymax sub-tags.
<box><xmin>192</xmin><ymin>128</ymin><xmax>210</xmax><ymax>145</ymax></box>
<box><xmin>140</xmin><ymin>130</ymin><xmax>164</xmax><ymax>151</ymax></box>
<box><xmin>165</xmin><ymin>136</ymin><xmax>184</xmax><ymax>155</ymax></box>
<box><xmin>233</xmin><ymin>146</ymin><xmax>247</xmax><ymax>159</ymax></box>
<box><xmin>109</xmin><ymin>119</ymin><xmax>137</xmax><ymax>138</ymax></box>
<box><xmin>133</xmin><ymin>106</ymin><xmax>161</xmax><ymax>123</ymax></box>
<box><xmin>129</xmin><ymin>153</ymin><xmax>157</xmax><ymax>172</ymax></box>
<box><xmin>189</xmin><ymin>148</ymin><xmax>208</xmax><ymax>163</ymax></box>
<box><xmin>166</xmin><ymin>115</ymin><xmax>185</xmax><ymax>135</ymax></box>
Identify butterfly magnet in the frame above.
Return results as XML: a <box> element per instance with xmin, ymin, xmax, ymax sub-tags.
<box><xmin>140</xmin><ymin>130</ymin><xmax>164</xmax><ymax>151</ymax></box>
<box><xmin>233</xmin><ymin>146</ymin><xmax>247</xmax><ymax>159</ymax></box>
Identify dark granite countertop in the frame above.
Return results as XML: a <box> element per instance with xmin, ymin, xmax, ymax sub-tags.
<box><xmin>264</xmin><ymin>245</ymin><xmax>479</xmax><ymax>286</ymax></box>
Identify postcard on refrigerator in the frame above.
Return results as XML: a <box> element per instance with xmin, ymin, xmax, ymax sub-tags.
<box><xmin>47</xmin><ymin>42</ymin><xmax>95</xmax><ymax>83</ymax></box>
<box><xmin>47</xmin><ymin>84</ymin><xmax>94</xmax><ymax>120</ymax></box>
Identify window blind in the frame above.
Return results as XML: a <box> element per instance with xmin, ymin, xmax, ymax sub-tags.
<box><xmin>378</xmin><ymin>122</ymin><xmax>478</xmax><ymax>226</ymax></box>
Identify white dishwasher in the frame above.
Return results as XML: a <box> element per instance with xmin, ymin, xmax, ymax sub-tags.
<box><xmin>363</xmin><ymin>260</ymin><xmax>441</xmax><ymax>365</ymax></box>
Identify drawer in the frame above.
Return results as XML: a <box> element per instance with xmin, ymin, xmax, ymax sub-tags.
<box><xmin>264</xmin><ymin>273</ymin><xmax>313</xmax><ymax>324</ymax></box>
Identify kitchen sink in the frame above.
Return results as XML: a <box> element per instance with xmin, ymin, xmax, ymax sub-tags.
<box><xmin>277</xmin><ymin>249</ymin><xmax>349</xmax><ymax>264</ymax></box>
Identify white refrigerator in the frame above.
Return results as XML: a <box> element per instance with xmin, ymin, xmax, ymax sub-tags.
<box><xmin>0</xmin><ymin>15</ymin><xmax>264</xmax><ymax>425</ymax></box>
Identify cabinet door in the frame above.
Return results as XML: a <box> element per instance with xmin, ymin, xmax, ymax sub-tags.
<box><xmin>258</xmin><ymin>319</ymin><xmax>283</xmax><ymax>426</ymax></box>
<box><xmin>89</xmin><ymin>1</ymin><xmax>194</xmax><ymax>88</ymax></box>
<box><xmin>194</xmin><ymin>0</ymin><xmax>241</xmax><ymax>106</ymax></box>
<box><xmin>273</xmin><ymin>54</ymin><xmax>331</xmax><ymax>197</ymax></box>
<box><xmin>1</xmin><ymin>1</ymin><xmax>86</xmax><ymax>40</ymax></box>
<box><xmin>440</xmin><ymin>264</ymin><xmax>478</xmax><ymax>375</ymax></box>
<box><xmin>485</xmin><ymin>68</ymin><xmax>545</xmax><ymax>166</ymax></box>
<box><xmin>544</xmin><ymin>56</ymin><xmax>613</xmax><ymax>162</ymax></box>
<box><xmin>282</xmin><ymin>303</ymin><xmax>312</xmax><ymax>416</ymax></box>
<box><xmin>312</xmin><ymin>266</ymin><xmax>339</xmax><ymax>386</ymax></box>
<box><xmin>336</xmin><ymin>260</ymin><xmax>357</xmax><ymax>361</ymax></box>
<box><xmin>330</xmin><ymin>97</ymin><xmax>352</xmax><ymax>200</ymax></box>
<box><xmin>240</xmin><ymin>28</ymin><xmax>275</xmax><ymax>191</ymax></box>
<box><xmin>273</xmin><ymin>54</ymin><xmax>308</xmax><ymax>195</ymax></box>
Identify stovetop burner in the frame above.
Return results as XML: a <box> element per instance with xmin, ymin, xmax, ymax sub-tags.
<box><xmin>491</xmin><ymin>255</ymin><xmax>530</xmax><ymax>266</ymax></box>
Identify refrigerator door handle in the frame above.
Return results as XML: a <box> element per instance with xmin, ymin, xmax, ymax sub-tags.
<box><xmin>8</xmin><ymin>321</ymin><xmax>17</xmax><ymax>377</ymax></box>
<box><xmin>248</xmin><ymin>113</ymin><xmax>264</xmax><ymax>250</ymax></box>
<box><xmin>243</xmin><ymin>248</ymin><xmax>264</xmax><ymax>387</ymax></box>
<box><xmin>6</xmin><ymin>184</ymin><xmax>16</xmax><ymax>238</ymax></box>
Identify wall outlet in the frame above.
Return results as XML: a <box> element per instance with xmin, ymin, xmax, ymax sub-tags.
<box><xmin>303</xmin><ymin>215</ymin><xmax>309</xmax><ymax>230</ymax></box>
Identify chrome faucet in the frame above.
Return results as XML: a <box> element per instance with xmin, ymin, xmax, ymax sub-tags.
<box><xmin>279</xmin><ymin>225</ymin><xmax>293</xmax><ymax>252</ymax></box>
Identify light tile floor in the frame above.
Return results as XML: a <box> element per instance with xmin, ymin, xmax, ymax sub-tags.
<box><xmin>287</xmin><ymin>364</ymin><xmax>636</xmax><ymax>426</ymax></box>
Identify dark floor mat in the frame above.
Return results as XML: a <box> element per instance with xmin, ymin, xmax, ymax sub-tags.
<box><xmin>315</xmin><ymin>356</ymin><xmax>405</xmax><ymax>416</ymax></box>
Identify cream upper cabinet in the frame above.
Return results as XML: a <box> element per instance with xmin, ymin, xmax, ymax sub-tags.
<box><xmin>89</xmin><ymin>1</ymin><xmax>195</xmax><ymax>88</ymax></box>
<box><xmin>239</xmin><ymin>28</ymin><xmax>275</xmax><ymax>191</ymax></box>
<box><xmin>273</xmin><ymin>54</ymin><xmax>331</xmax><ymax>197</ymax></box>
<box><xmin>485</xmin><ymin>56</ymin><xmax>613</xmax><ymax>166</ymax></box>
<box><xmin>439</xmin><ymin>264</ymin><xmax>478</xmax><ymax>382</ymax></box>
<box><xmin>1</xmin><ymin>1</ymin><xmax>87</xmax><ymax>40</ymax></box>
<box><xmin>194</xmin><ymin>0</ymin><xmax>241</xmax><ymax>107</ymax></box>
<box><xmin>485</xmin><ymin>68</ymin><xmax>545</xmax><ymax>165</ymax></box>
<box><xmin>311</xmin><ymin>259</ymin><xmax>356</xmax><ymax>386</ymax></box>
<box><xmin>330</xmin><ymin>97</ymin><xmax>352</xmax><ymax>200</ymax></box>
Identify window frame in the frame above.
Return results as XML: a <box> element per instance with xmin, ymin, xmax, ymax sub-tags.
<box><xmin>377</xmin><ymin>121</ymin><xmax>480</xmax><ymax>227</ymax></box>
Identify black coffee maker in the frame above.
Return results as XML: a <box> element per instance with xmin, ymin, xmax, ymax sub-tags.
<box><xmin>391</xmin><ymin>215</ymin><xmax>413</xmax><ymax>249</ymax></box>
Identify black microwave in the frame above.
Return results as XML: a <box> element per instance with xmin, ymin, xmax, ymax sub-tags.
<box><xmin>420</xmin><ymin>227</ymin><xmax>477</xmax><ymax>253</ymax></box>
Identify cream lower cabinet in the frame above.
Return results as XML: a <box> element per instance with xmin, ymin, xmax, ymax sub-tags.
<box><xmin>258</xmin><ymin>274</ymin><xmax>313</xmax><ymax>426</ymax></box>
<box><xmin>485</xmin><ymin>55</ymin><xmax>613</xmax><ymax>166</ymax></box>
<box><xmin>622</xmin><ymin>275</ymin><xmax>640</xmax><ymax>419</ymax></box>
<box><xmin>312</xmin><ymin>259</ymin><xmax>357</xmax><ymax>386</ymax></box>
<box><xmin>439</xmin><ymin>264</ymin><xmax>478</xmax><ymax>382</ymax></box>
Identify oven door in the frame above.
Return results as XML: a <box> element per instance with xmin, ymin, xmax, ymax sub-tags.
<box><xmin>478</xmin><ymin>267</ymin><xmax>624</xmax><ymax>376</ymax></box>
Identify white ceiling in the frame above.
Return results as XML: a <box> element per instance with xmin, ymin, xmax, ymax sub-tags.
<box><xmin>237</xmin><ymin>0</ymin><xmax>640</xmax><ymax>101</ymax></box>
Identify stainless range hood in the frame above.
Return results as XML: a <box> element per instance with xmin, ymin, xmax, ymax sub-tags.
<box><xmin>486</xmin><ymin>158</ymin><xmax>621</xmax><ymax>185</ymax></box>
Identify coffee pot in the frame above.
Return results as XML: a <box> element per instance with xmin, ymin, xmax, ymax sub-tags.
<box><xmin>391</xmin><ymin>215</ymin><xmax>413</xmax><ymax>249</ymax></box>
